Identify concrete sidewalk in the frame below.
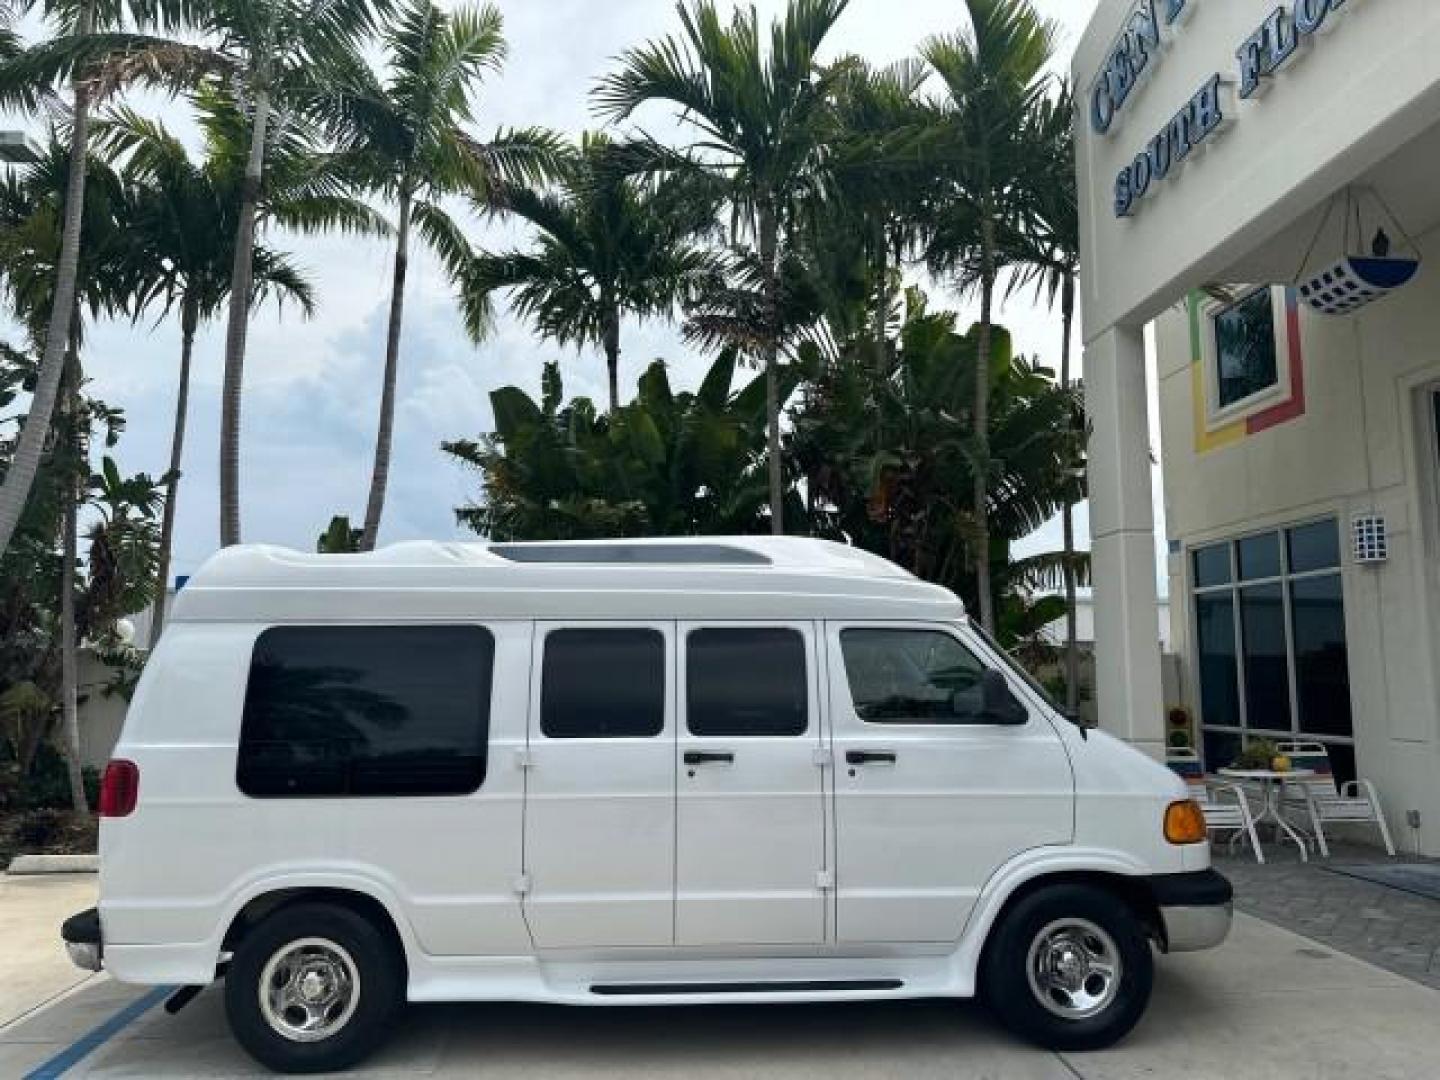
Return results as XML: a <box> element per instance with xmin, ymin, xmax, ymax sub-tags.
<box><xmin>0</xmin><ymin>874</ymin><xmax>99</xmax><ymax>1032</ymax></box>
<box><xmin>4</xmin><ymin>910</ymin><xmax>1440</xmax><ymax>1077</ymax></box>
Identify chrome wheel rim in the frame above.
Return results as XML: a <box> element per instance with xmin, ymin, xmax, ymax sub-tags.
<box><xmin>258</xmin><ymin>937</ymin><xmax>360</xmax><ymax>1043</ymax></box>
<box><xmin>1025</xmin><ymin>918</ymin><xmax>1123</xmax><ymax>1021</ymax></box>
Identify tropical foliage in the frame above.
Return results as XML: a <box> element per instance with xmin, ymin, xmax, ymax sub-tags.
<box><xmin>445</xmin><ymin>349</ymin><xmax>796</xmax><ymax>541</ymax></box>
<box><xmin>462</xmin><ymin>133</ymin><xmax>719</xmax><ymax>414</ymax></box>
<box><xmin>0</xmin><ymin>0</ymin><xmax>1089</xmax><ymax>813</ymax></box>
<box><xmin>0</xmin><ymin>345</ymin><xmax>160</xmax><ymax>813</ymax></box>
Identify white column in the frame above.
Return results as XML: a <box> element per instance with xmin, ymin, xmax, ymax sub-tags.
<box><xmin>1086</xmin><ymin>323</ymin><xmax>1165</xmax><ymax>758</ymax></box>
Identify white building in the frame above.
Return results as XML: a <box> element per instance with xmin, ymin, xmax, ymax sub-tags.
<box><xmin>1075</xmin><ymin>0</ymin><xmax>1440</xmax><ymax>853</ymax></box>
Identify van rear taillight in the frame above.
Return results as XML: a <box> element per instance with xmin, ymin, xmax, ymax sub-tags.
<box><xmin>99</xmin><ymin>759</ymin><xmax>139</xmax><ymax>818</ymax></box>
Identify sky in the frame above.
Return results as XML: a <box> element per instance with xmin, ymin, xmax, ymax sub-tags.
<box><xmin>4</xmin><ymin>0</ymin><xmax>1168</xmax><ymax>588</ymax></box>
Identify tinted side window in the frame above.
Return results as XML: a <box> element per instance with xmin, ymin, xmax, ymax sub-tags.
<box><xmin>541</xmin><ymin>628</ymin><xmax>665</xmax><ymax>739</ymax></box>
<box><xmin>840</xmin><ymin>628</ymin><xmax>989</xmax><ymax>724</ymax></box>
<box><xmin>237</xmin><ymin>626</ymin><xmax>494</xmax><ymax>798</ymax></box>
<box><xmin>687</xmin><ymin>628</ymin><xmax>807</xmax><ymax>737</ymax></box>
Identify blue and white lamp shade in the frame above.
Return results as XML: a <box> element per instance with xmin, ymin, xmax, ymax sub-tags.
<box><xmin>1299</xmin><ymin>256</ymin><xmax>1420</xmax><ymax>316</ymax></box>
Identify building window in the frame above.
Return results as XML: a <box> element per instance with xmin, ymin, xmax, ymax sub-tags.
<box><xmin>237</xmin><ymin>626</ymin><xmax>494</xmax><ymax>798</ymax></box>
<box><xmin>1191</xmin><ymin>519</ymin><xmax>1355</xmax><ymax>783</ymax></box>
<box><xmin>1213</xmin><ymin>288</ymin><xmax>1280</xmax><ymax>409</ymax></box>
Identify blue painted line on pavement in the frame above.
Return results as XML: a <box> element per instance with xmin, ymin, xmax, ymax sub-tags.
<box><xmin>23</xmin><ymin>985</ymin><xmax>174</xmax><ymax>1079</ymax></box>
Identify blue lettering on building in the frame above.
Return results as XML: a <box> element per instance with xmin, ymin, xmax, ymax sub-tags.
<box><xmin>1115</xmin><ymin>75</ymin><xmax>1225</xmax><ymax>218</ymax></box>
<box><xmin>1090</xmin><ymin>0</ymin><xmax>1193</xmax><ymax>135</ymax></box>
<box><xmin>1237</xmin><ymin>0</ymin><xmax>1349</xmax><ymax>100</ymax></box>
<box><xmin>1111</xmin><ymin>0</ymin><xmax>1359</xmax><ymax>217</ymax></box>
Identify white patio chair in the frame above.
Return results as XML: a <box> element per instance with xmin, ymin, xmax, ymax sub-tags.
<box><xmin>1276</xmin><ymin>741</ymin><xmax>1396</xmax><ymax>857</ymax></box>
<box><xmin>1166</xmin><ymin>749</ymin><xmax>1265</xmax><ymax>863</ymax></box>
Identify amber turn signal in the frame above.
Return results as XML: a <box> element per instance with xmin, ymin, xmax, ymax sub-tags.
<box><xmin>1164</xmin><ymin>799</ymin><xmax>1208</xmax><ymax>845</ymax></box>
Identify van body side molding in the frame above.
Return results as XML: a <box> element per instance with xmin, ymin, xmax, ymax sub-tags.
<box><xmin>589</xmin><ymin>979</ymin><xmax>905</xmax><ymax>996</ymax></box>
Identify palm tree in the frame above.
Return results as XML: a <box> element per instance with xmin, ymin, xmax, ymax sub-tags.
<box><xmin>1002</xmin><ymin>84</ymin><xmax>1083</xmax><ymax>710</ymax></box>
<box><xmin>0</xmin><ymin>0</ymin><xmax>387</xmax><ymax>548</ymax></box>
<box><xmin>463</xmin><ymin>133</ymin><xmax>719</xmax><ymax>415</ymax></box>
<box><xmin>919</xmin><ymin>0</ymin><xmax>1058</xmax><ymax>631</ymax></box>
<box><xmin>1</xmin><ymin>137</ymin><xmax>135</xmax><ymax>814</ymax></box>
<box><xmin>595</xmin><ymin>0</ymin><xmax>852</xmax><ymax>535</ymax></box>
<box><xmin>320</xmin><ymin>0</ymin><xmax>562</xmax><ymax>552</ymax></box>
<box><xmin>819</xmin><ymin>57</ymin><xmax>933</xmax><ymax>365</ymax></box>
<box><xmin>95</xmin><ymin>108</ymin><xmax>316</xmax><ymax>647</ymax></box>
<box><xmin>0</xmin><ymin>0</ymin><xmax>99</xmax><ymax>562</ymax></box>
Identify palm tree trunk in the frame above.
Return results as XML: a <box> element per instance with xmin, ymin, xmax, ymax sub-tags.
<box><xmin>0</xmin><ymin>0</ymin><xmax>94</xmax><ymax>560</ymax></box>
<box><xmin>602</xmin><ymin>303</ymin><xmax>621</xmax><ymax>414</ymax></box>
<box><xmin>360</xmin><ymin>190</ymin><xmax>412</xmax><ymax>553</ymax></box>
<box><xmin>1059</xmin><ymin>273</ymin><xmax>1079</xmax><ymax>713</ymax></box>
<box><xmin>59</xmin><ymin>357</ymin><xmax>87</xmax><ymax>816</ymax></box>
<box><xmin>759</xmin><ymin>202</ymin><xmax>784</xmax><ymax>535</ymax></box>
<box><xmin>972</xmin><ymin>214</ymin><xmax>997</xmax><ymax>632</ymax></box>
<box><xmin>218</xmin><ymin>84</ymin><xmax>272</xmax><ymax>548</ymax></box>
<box><xmin>871</xmin><ymin>220</ymin><xmax>888</xmax><ymax>368</ymax></box>
<box><xmin>149</xmin><ymin>300</ymin><xmax>198</xmax><ymax>650</ymax></box>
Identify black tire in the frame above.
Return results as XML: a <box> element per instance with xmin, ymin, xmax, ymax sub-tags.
<box><xmin>224</xmin><ymin>902</ymin><xmax>403</xmax><ymax>1074</ymax></box>
<box><xmin>980</xmin><ymin>883</ymin><xmax>1153</xmax><ymax>1052</ymax></box>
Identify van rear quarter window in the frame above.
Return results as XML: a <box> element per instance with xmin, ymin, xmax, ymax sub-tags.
<box><xmin>237</xmin><ymin>625</ymin><xmax>494</xmax><ymax>798</ymax></box>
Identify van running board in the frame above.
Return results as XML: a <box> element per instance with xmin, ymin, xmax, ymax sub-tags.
<box><xmin>589</xmin><ymin>979</ymin><xmax>904</xmax><ymax>996</ymax></box>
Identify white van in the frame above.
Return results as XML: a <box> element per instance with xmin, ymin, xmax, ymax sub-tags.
<box><xmin>63</xmin><ymin>538</ymin><xmax>1230</xmax><ymax>1073</ymax></box>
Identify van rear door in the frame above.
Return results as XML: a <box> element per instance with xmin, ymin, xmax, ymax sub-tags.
<box><xmin>674</xmin><ymin>622</ymin><xmax>828</xmax><ymax>946</ymax></box>
<box><xmin>521</xmin><ymin>622</ymin><xmax>676</xmax><ymax>948</ymax></box>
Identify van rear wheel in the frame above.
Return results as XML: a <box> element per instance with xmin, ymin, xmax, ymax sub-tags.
<box><xmin>225</xmin><ymin>902</ymin><xmax>401</xmax><ymax>1074</ymax></box>
<box><xmin>981</xmin><ymin>883</ymin><xmax>1153</xmax><ymax>1052</ymax></box>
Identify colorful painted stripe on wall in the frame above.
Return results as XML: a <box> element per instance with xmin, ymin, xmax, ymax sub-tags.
<box><xmin>1189</xmin><ymin>287</ymin><xmax>1307</xmax><ymax>454</ymax></box>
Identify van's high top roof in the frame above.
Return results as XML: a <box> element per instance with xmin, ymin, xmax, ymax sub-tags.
<box><xmin>170</xmin><ymin>537</ymin><xmax>966</xmax><ymax>624</ymax></box>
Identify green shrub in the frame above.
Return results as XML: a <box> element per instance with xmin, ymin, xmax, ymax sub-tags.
<box><xmin>4</xmin><ymin>744</ymin><xmax>100</xmax><ymax>811</ymax></box>
<box><xmin>1232</xmin><ymin>738</ymin><xmax>1280</xmax><ymax>770</ymax></box>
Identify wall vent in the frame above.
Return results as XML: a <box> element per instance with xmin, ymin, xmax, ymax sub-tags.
<box><xmin>1351</xmin><ymin>514</ymin><xmax>1388</xmax><ymax>564</ymax></box>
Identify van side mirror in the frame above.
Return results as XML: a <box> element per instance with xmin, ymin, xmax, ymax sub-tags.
<box><xmin>979</xmin><ymin>669</ymin><xmax>1028</xmax><ymax>726</ymax></box>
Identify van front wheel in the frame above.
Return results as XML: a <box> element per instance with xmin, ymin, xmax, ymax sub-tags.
<box><xmin>981</xmin><ymin>884</ymin><xmax>1153</xmax><ymax>1051</ymax></box>
<box><xmin>225</xmin><ymin>903</ymin><xmax>402</xmax><ymax>1074</ymax></box>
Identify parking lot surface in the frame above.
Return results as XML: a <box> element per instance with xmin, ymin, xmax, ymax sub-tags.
<box><xmin>4</xmin><ymin>875</ymin><xmax>1440</xmax><ymax>1079</ymax></box>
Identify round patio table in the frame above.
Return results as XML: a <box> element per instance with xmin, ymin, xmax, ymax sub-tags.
<box><xmin>1218</xmin><ymin>768</ymin><xmax>1316</xmax><ymax>861</ymax></box>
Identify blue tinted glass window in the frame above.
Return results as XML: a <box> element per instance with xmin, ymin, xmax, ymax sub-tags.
<box><xmin>1214</xmin><ymin>289</ymin><xmax>1279</xmax><ymax>408</ymax></box>
<box><xmin>1240</xmin><ymin>584</ymin><xmax>1291</xmax><ymax>732</ymax></box>
<box><xmin>1286</xmin><ymin>520</ymin><xmax>1341</xmax><ymax>573</ymax></box>
<box><xmin>1193</xmin><ymin>543</ymin><xmax>1232</xmax><ymax>588</ymax></box>
<box><xmin>1237</xmin><ymin>532</ymin><xmax>1282</xmax><ymax>580</ymax></box>
<box><xmin>1290</xmin><ymin>576</ymin><xmax>1353</xmax><ymax>739</ymax></box>
<box><xmin>1196</xmin><ymin>593</ymin><xmax>1240</xmax><ymax>728</ymax></box>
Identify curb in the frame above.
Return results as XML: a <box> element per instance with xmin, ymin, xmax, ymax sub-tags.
<box><xmin>5</xmin><ymin>854</ymin><xmax>99</xmax><ymax>875</ymax></box>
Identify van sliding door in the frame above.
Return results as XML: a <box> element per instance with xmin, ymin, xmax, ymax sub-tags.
<box><xmin>674</xmin><ymin>621</ymin><xmax>828</xmax><ymax>946</ymax></box>
<box><xmin>520</xmin><ymin>622</ymin><xmax>677</xmax><ymax>949</ymax></box>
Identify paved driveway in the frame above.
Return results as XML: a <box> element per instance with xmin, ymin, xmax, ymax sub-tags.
<box><xmin>5</xmin><ymin>875</ymin><xmax>1440</xmax><ymax>1079</ymax></box>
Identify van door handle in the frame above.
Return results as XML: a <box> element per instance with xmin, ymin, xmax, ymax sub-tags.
<box><xmin>846</xmin><ymin>750</ymin><xmax>897</xmax><ymax>766</ymax></box>
<box><xmin>684</xmin><ymin>751</ymin><xmax>735</xmax><ymax>766</ymax></box>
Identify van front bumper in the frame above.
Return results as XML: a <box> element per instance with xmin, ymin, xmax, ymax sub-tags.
<box><xmin>1148</xmin><ymin>870</ymin><xmax>1234</xmax><ymax>953</ymax></box>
